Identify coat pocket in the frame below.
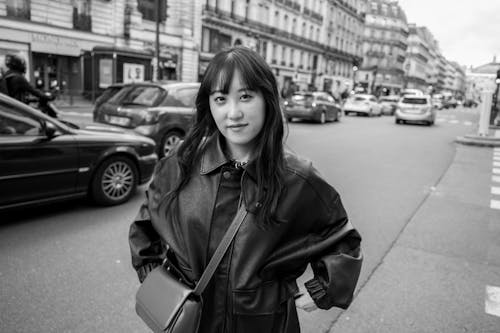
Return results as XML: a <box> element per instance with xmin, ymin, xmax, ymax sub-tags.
<box><xmin>232</xmin><ymin>280</ymin><xmax>299</xmax><ymax>333</ymax></box>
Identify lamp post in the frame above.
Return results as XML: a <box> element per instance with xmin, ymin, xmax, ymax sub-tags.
<box><xmin>352</xmin><ymin>66</ymin><xmax>358</xmax><ymax>93</ymax></box>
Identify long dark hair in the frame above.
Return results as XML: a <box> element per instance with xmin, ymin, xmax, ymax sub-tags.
<box><xmin>165</xmin><ymin>46</ymin><xmax>286</xmax><ymax>227</ymax></box>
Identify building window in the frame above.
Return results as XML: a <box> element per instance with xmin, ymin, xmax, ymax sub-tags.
<box><xmin>261</xmin><ymin>41</ymin><xmax>268</xmax><ymax>60</ymax></box>
<box><xmin>73</xmin><ymin>0</ymin><xmax>91</xmax><ymax>31</ymax></box>
<box><xmin>201</xmin><ymin>28</ymin><xmax>232</xmax><ymax>53</ymax></box>
<box><xmin>6</xmin><ymin>0</ymin><xmax>30</xmax><ymax>20</ymax></box>
<box><xmin>138</xmin><ymin>0</ymin><xmax>166</xmax><ymax>22</ymax></box>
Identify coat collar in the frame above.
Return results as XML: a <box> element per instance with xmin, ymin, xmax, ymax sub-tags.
<box><xmin>199</xmin><ymin>133</ymin><xmax>258</xmax><ymax>182</ymax></box>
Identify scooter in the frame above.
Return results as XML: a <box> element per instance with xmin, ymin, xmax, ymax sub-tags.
<box><xmin>28</xmin><ymin>92</ymin><xmax>58</xmax><ymax>118</ymax></box>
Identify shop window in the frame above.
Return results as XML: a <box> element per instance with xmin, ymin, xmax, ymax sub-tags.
<box><xmin>73</xmin><ymin>0</ymin><xmax>91</xmax><ymax>31</ymax></box>
<box><xmin>6</xmin><ymin>0</ymin><xmax>30</xmax><ymax>20</ymax></box>
<box><xmin>138</xmin><ymin>0</ymin><xmax>167</xmax><ymax>22</ymax></box>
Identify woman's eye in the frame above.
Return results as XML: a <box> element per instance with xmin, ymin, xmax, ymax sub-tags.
<box><xmin>240</xmin><ymin>94</ymin><xmax>253</xmax><ymax>101</ymax></box>
<box><xmin>213</xmin><ymin>96</ymin><xmax>225</xmax><ymax>103</ymax></box>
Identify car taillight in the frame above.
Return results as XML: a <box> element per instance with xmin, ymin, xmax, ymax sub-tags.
<box><xmin>142</xmin><ymin>110</ymin><xmax>160</xmax><ymax>124</ymax></box>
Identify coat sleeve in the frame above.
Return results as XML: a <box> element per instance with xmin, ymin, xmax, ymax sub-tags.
<box><xmin>128</xmin><ymin>159</ymin><xmax>168</xmax><ymax>283</ymax></box>
<box><xmin>303</xmin><ymin>177</ymin><xmax>363</xmax><ymax>310</ymax></box>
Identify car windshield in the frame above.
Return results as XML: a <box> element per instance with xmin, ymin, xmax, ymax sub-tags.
<box><xmin>402</xmin><ymin>98</ymin><xmax>428</xmax><ymax>105</ymax></box>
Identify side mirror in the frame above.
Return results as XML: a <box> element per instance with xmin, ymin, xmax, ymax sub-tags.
<box><xmin>44</xmin><ymin>121</ymin><xmax>57</xmax><ymax>138</ymax></box>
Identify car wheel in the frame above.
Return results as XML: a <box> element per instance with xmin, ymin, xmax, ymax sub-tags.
<box><xmin>91</xmin><ymin>156</ymin><xmax>138</xmax><ymax>206</ymax></box>
<box><xmin>161</xmin><ymin>130</ymin><xmax>183</xmax><ymax>157</ymax></box>
<box><xmin>319</xmin><ymin>112</ymin><xmax>326</xmax><ymax>124</ymax></box>
<box><xmin>395</xmin><ymin>119</ymin><xmax>401</xmax><ymax>124</ymax></box>
<box><xmin>287</xmin><ymin>117</ymin><xmax>293</xmax><ymax>123</ymax></box>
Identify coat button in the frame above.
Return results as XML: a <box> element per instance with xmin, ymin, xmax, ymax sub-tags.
<box><xmin>223</xmin><ymin>171</ymin><xmax>231</xmax><ymax>179</ymax></box>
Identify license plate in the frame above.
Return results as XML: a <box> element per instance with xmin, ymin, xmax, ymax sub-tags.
<box><xmin>106</xmin><ymin>115</ymin><xmax>130</xmax><ymax>126</ymax></box>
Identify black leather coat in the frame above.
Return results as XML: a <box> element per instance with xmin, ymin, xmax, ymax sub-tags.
<box><xmin>129</xmin><ymin>134</ymin><xmax>362</xmax><ymax>333</ymax></box>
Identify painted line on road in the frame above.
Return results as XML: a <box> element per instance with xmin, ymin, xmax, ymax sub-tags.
<box><xmin>449</xmin><ymin>120</ymin><xmax>459</xmax><ymax>124</ymax></box>
<box><xmin>493</xmin><ymin>175</ymin><xmax>500</xmax><ymax>183</ymax></box>
<box><xmin>436</xmin><ymin>118</ymin><xmax>446</xmax><ymax>122</ymax></box>
<box><xmin>491</xmin><ymin>200</ymin><xmax>500</xmax><ymax>210</ymax></box>
<box><xmin>486</xmin><ymin>285</ymin><xmax>500</xmax><ymax>317</ymax></box>
<box><xmin>494</xmin><ymin>156</ymin><xmax>500</xmax><ymax>161</ymax></box>
<box><xmin>495</xmin><ymin>130</ymin><xmax>500</xmax><ymax>138</ymax></box>
<box><xmin>492</xmin><ymin>187</ymin><xmax>500</xmax><ymax>195</ymax></box>
<box><xmin>494</xmin><ymin>161</ymin><xmax>500</xmax><ymax>167</ymax></box>
<box><xmin>494</xmin><ymin>168</ymin><xmax>500</xmax><ymax>175</ymax></box>
<box><xmin>463</xmin><ymin>121</ymin><xmax>473</xmax><ymax>126</ymax></box>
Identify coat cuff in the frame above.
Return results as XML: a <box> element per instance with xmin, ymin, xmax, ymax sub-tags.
<box><xmin>304</xmin><ymin>278</ymin><xmax>329</xmax><ymax>309</ymax></box>
<box><xmin>137</xmin><ymin>262</ymin><xmax>160</xmax><ymax>283</ymax></box>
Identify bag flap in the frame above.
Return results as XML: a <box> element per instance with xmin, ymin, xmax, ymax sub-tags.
<box><xmin>136</xmin><ymin>266</ymin><xmax>193</xmax><ymax>330</ymax></box>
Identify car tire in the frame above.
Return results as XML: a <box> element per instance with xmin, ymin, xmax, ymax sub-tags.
<box><xmin>395</xmin><ymin>119</ymin><xmax>401</xmax><ymax>124</ymax></box>
<box><xmin>161</xmin><ymin>130</ymin><xmax>183</xmax><ymax>158</ymax></box>
<box><xmin>91</xmin><ymin>156</ymin><xmax>138</xmax><ymax>206</ymax></box>
<box><xmin>287</xmin><ymin>117</ymin><xmax>293</xmax><ymax>123</ymax></box>
<box><xmin>319</xmin><ymin>112</ymin><xmax>326</xmax><ymax>124</ymax></box>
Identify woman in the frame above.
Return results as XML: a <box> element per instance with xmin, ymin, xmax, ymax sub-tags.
<box><xmin>129</xmin><ymin>47</ymin><xmax>362</xmax><ymax>333</ymax></box>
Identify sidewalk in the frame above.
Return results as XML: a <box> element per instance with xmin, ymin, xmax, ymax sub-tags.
<box><xmin>330</xmin><ymin>145</ymin><xmax>500</xmax><ymax>332</ymax></box>
<box><xmin>53</xmin><ymin>96</ymin><xmax>94</xmax><ymax>115</ymax></box>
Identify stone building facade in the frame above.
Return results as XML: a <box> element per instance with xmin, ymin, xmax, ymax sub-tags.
<box><xmin>0</xmin><ymin>0</ymin><xmax>200</xmax><ymax>101</ymax></box>
<box><xmin>200</xmin><ymin>0</ymin><xmax>365</xmax><ymax>98</ymax></box>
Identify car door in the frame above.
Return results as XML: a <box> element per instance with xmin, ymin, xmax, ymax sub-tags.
<box><xmin>326</xmin><ymin>94</ymin><xmax>339</xmax><ymax>120</ymax></box>
<box><xmin>0</xmin><ymin>100</ymin><xmax>79</xmax><ymax>208</ymax></box>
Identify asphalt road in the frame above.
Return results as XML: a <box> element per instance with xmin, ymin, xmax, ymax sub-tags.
<box><xmin>0</xmin><ymin>107</ymin><xmax>481</xmax><ymax>332</ymax></box>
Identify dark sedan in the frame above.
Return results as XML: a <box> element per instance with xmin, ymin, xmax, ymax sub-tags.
<box><xmin>0</xmin><ymin>93</ymin><xmax>158</xmax><ymax>211</ymax></box>
<box><xmin>93</xmin><ymin>82</ymin><xmax>200</xmax><ymax>157</ymax></box>
<box><xmin>283</xmin><ymin>91</ymin><xmax>341</xmax><ymax>124</ymax></box>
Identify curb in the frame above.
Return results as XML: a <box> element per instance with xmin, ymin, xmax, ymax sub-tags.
<box><xmin>455</xmin><ymin>135</ymin><xmax>500</xmax><ymax>147</ymax></box>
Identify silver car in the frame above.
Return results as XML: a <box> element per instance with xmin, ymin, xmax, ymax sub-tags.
<box><xmin>395</xmin><ymin>95</ymin><xmax>436</xmax><ymax>126</ymax></box>
<box><xmin>343</xmin><ymin>94</ymin><xmax>382</xmax><ymax>117</ymax></box>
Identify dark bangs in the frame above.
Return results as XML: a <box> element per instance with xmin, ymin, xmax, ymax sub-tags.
<box><xmin>204</xmin><ymin>49</ymin><xmax>270</xmax><ymax>95</ymax></box>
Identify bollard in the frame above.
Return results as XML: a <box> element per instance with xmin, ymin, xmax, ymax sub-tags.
<box><xmin>478</xmin><ymin>91</ymin><xmax>493</xmax><ymax>136</ymax></box>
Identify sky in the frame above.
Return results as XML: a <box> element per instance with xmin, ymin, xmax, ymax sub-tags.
<box><xmin>396</xmin><ymin>0</ymin><xmax>500</xmax><ymax>68</ymax></box>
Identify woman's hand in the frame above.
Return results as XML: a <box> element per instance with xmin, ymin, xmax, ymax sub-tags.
<box><xmin>295</xmin><ymin>292</ymin><xmax>318</xmax><ymax>312</ymax></box>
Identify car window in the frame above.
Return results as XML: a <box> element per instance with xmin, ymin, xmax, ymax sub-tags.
<box><xmin>402</xmin><ymin>98</ymin><xmax>428</xmax><ymax>105</ymax></box>
<box><xmin>96</xmin><ymin>86</ymin><xmax>123</xmax><ymax>106</ymax></box>
<box><xmin>162</xmin><ymin>87</ymin><xmax>198</xmax><ymax>107</ymax></box>
<box><xmin>292</xmin><ymin>94</ymin><xmax>313</xmax><ymax>102</ymax></box>
<box><xmin>353</xmin><ymin>96</ymin><xmax>367</xmax><ymax>101</ymax></box>
<box><xmin>124</xmin><ymin>86</ymin><xmax>164</xmax><ymax>106</ymax></box>
<box><xmin>107</xmin><ymin>86</ymin><xmax>135</xmax><ymax>104</ymax></box>
<box><xmin>370</xmin><ymin>97</ymin><xmax>377</xmax><ymax>102</ymax></box>
<box><xmin>0</xmin><ymin>102</ymin><xmax>43</xmax><ymax>136</ymax></box>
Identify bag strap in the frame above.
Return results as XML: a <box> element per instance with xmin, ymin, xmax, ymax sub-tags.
<box><xmin>193</xmin><ymin>205</ymin><xmax>248</xmax><ymax>295</ymax></box>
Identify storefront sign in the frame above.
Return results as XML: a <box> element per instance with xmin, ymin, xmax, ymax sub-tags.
<box><xmin>123</xmin><ymin>63</ymin><xmax>145</xmax><ymax>83</ymax></box>
<box><xmin>31</xmin><ymin>33</ymin><xmax>81</xmax><ymax>56</ymax></box>
<box><xmin>99</xmin><ymin>59</ymin><xmax>113</xmax><ymax>88</ymax></box>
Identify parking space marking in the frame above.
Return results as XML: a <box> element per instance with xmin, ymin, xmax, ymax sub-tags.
<box><xmin>492</xmin><ymin>187</ymin><xmax>500</xmax><ymax>195</ymax></box>
<box><xmin>491</xmin><ymin>200</ymin><xmax>500</xmax><ymax>210</ymax></box>
<box><xmin>486</xmin><ymin>285</ymin><xmax>500</xmax><ymax>317</ymax></box>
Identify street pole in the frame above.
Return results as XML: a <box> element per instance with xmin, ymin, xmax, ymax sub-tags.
<box><xmin>478</xmin><ymin>90</ymin><xmax>493</xmax><ymax>136</ymax></box>
<box><xmin>155</xmin><ymin>0</ymin><xmax>161</xmax><ymax>82</ymax></box>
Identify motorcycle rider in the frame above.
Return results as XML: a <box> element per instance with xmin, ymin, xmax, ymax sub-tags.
<box><xmin>2</xmin><ymin>54</ymin><xmax>57</xmax><ymax>117</ymax></box>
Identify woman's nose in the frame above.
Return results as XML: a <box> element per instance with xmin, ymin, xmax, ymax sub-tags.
<box><xmin>227</xmin><ymin>100</ymin><xmax>243</xmax><ymax>119</ymax></box>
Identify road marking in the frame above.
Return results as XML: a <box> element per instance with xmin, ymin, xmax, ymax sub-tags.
<box><xmin>491</xmin><ymin>200</ymin><xmax>500</xmax><ymax>210</ymax></box>
<box><xmin>436</xmin><ymin>118</ymin><xmax>446</xmax><ymax>122</ymax></box>
<box><xmin>463</xmin><ymin>121</ymin><xmax>473</xmax><ymax>126</ymax></box>
<box><xmin>495</xmin><ymin>130</ymin><xmax>500</xmax><ymax>138</ymax></box>
<box><xmin>449</xmin><ymin>120</ymin><xmax>459</xmax><ymax>124</ymax></box>
<box><xmin>494</xmin><ymin>168</ymin><xmax>500</xmax><ymax>175</ymax></box>
<box><xmin>494</xmin><ymin>156</ymin><xmax>500</xmax><ymax>161</ymax></box>
<box><xmin>492</xmin><ymin>187</ymin><xmax>500</xmax><ymax>195</ymax></box>
<box><xmin>493</xmin><ymin>175</ymin><xmax>500</xmax><ymax>183</ymax></box>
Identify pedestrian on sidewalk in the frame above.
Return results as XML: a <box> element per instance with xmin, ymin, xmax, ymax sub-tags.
<box><xmin>129</xmin><ymin>46</ymin><xmax>363</xmax><ymax>333</ymax></box>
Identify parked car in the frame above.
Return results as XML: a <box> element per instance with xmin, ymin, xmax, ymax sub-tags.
<box><xmin>94</xmin><ymin>82</ymin><xmax>200</xmax><ymax>157</ymax></box>
<box><xmin>443</xmin><ymin>97</ymin><xmax>458</xmax><ymax>109</ymax></box>
<box><xmin>283</xmin><ymin>91</ymin><xmax>341</xmax><ymax>123</ymax></box>
<box><xmin>343</xmin><ymin>94</ymin><xmax>382</xmax><ymax>116</ymax></box>
<box><xmin>93</xmin><ymin>83</ymin><xmax>126</xmax><ymax>119</ymax></box>
<box><xmin>395</xmin><ymin>95</ymin><xmax>436</xmax><ymax>126</ymax></box>
<box><xmin>379</xmin><ymin>95</ymin><xmax>400</xmax><ymax>115</ymax></box>
<box><xmin>431</xmin><ymin>96</ymin><xmax>444</xmax><ymax>110</ymax></box>
<box><xmin>463</xmin><ymin>99</ymin><xmax>479</xmax><ymax>108</ymax></box>
<box><xmin>0</xmin><ymin>93</ymin><xmax>158</xmax><ymax>211</ymax></box>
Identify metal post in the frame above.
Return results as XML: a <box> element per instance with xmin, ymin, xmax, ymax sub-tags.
<box><xmin>155</xmin><ymin>0</ymin><xmax>161</xmax><ymax>81</ymax></box>
<box><xmin>478</xmin><ymin>90</ymin><xmax>493</xmax><ymax>136</ymax></box>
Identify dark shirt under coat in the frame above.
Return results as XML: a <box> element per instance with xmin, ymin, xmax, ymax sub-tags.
<box><xmin>129</xmin><ymin>133</ymin><xmax>363</xmax><ymax>333</ymax></box>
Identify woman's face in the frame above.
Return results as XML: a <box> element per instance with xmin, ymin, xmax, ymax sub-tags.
<box><xmin>209</xmin><ymin>69</ymin><xmax>265</xmax><ymax>159</ymax></box>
